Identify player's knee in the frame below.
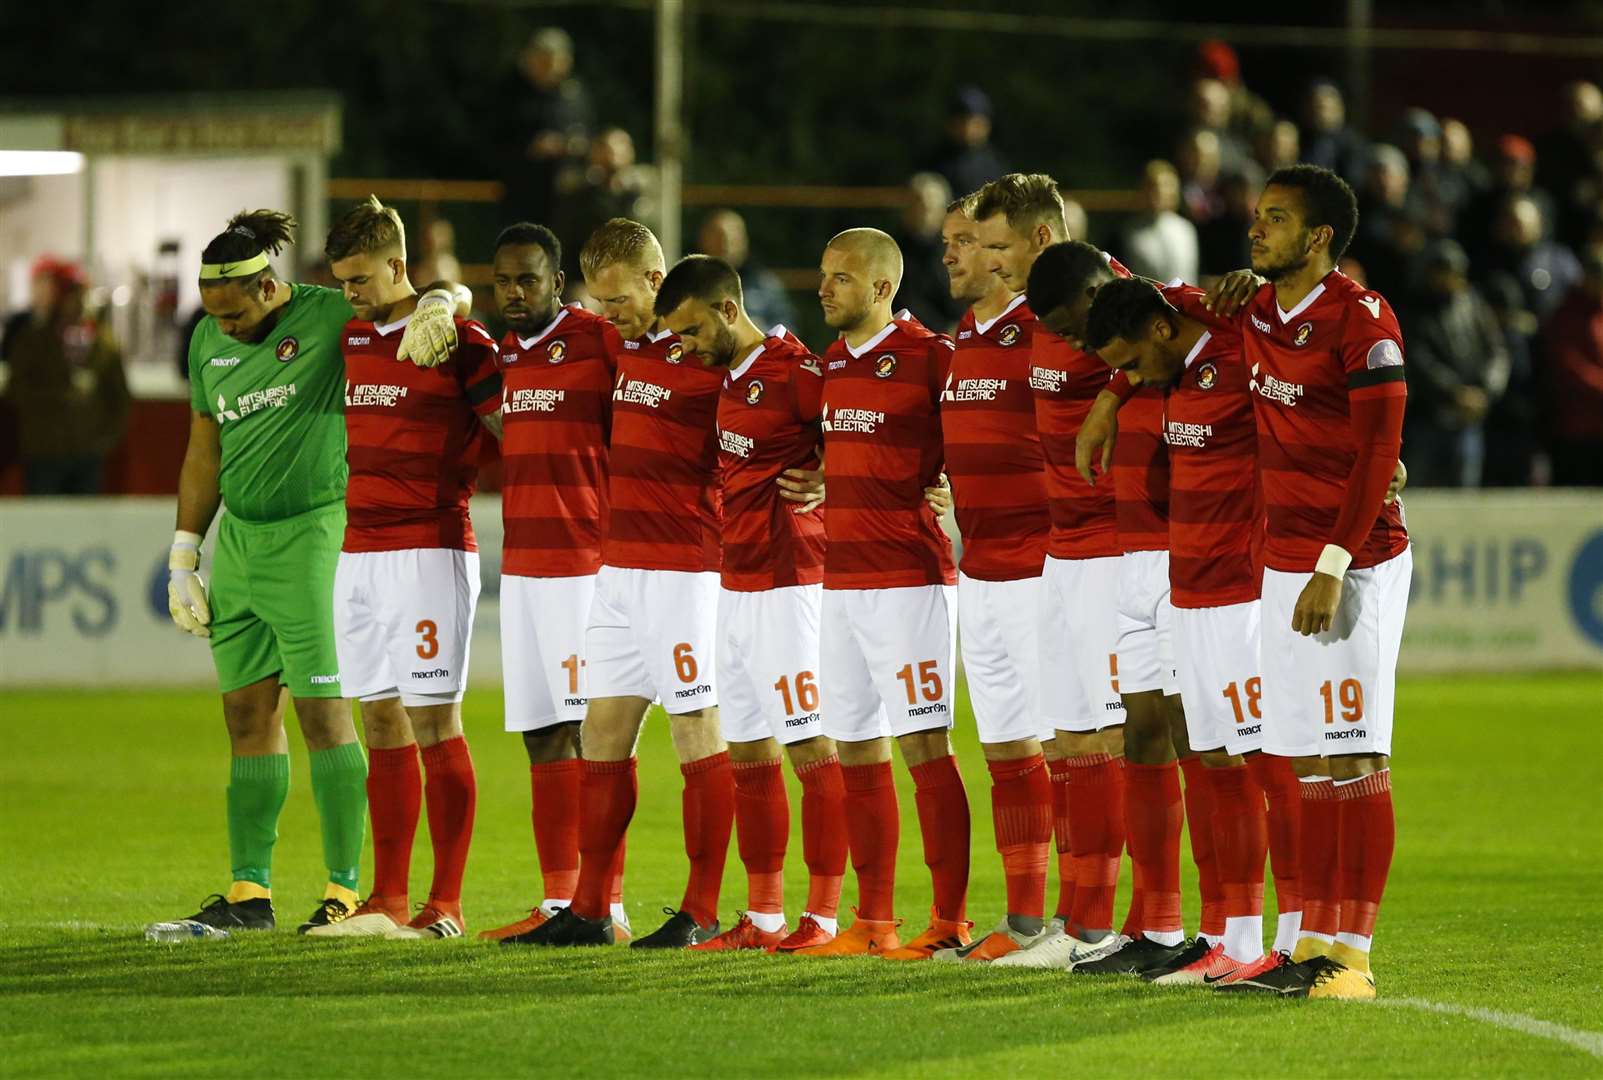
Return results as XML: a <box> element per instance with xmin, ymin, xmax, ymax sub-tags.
<box><xmin>785</xmin><ymin>734</ymin><xmax>837</xmax><ymax>769</ymax></box>
<box><xmin>980</xmin><ymin>736</ymin><xmax>1042</xmax><ymax>763</ymax></box>
<box><xmin>668</xmin><ymin>709</ymin><xmax>726</xmax><ymax>762</ymax></box>
<box><xmin>524</xmin><ymin>725</ymin><xmax>580</xmax><ymax>765</ymax></box>
<box><xmin>728</xmin><ymin>736</ymin><xmax>782</xmax><ymax>765</ymax></box>
<box><xmin>836</xmin><ymin>736</ymin><xmax>891</xmax><ymax>767</ymax></box>
<box><xmin>898</xmin><ymin>728</ymin><xmax>953</xmax><ymax>767</ymax></box>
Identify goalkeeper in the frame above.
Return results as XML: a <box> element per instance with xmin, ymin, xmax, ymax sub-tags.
<box><xmin>154</xmin><ymin>209</ymin><xmax>467</xmax><ymax>936</ymax></box>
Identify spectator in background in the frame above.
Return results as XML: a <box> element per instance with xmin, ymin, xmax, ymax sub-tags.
<box><xmin>891</xmin><ymin>172</ymin><xmax>964</xmax><ymax>331</ymax></box>
<box><xmin>1440</xmin><ymin>117</ymin><xmax>1491</xmax><ymax>210</ymax></box>
<box><xmin>555</xmin><ymin>126</ymin><xmax>648</xmax><ymax>279</ymax></box>
<box><xmin>1301</xmin><ymin>79</ymin><xmax>1368</xmax><ymax>181</ymax></box>
<box><xmin>1537</xmin><ymin>80</ymin><xmax>1603</xmax><ymax>246</ymax></box>
<box><xmin>1394</xmin><ymin>108</ymin><xmax>1459</xmax><ymax>236</ymax></box>
<box><xmin>499</xmin><ymin>27</ymin><xmax>595</xmax><ymax>224</ymax></box>
<box><xmin>1401</xmin><ymin>240</ymin><xmax>1509</xmax><ymax>488</ymax></box>
<box><xmin>2</xmin><ymin>262</ymin><xmax>129</xmax><ymax>495</ymax></box>
<box><xmin>1479</xmin><ymin>272</ymin><xmax>1543</xmax><ymax>487</ymax></box>
<box><xmin>1176</xmin><ymin>127</ymin><xmax>1223</xmax><ymax>223</ymax></box>
<box><xmin>696</xmin><ymin>209</ymin><xmax>796</xmax><ymax>332</ymax></box>
<box><xmin>1188</xmin><ymin>77</ymin><xmax>1254</xmax><ymax>176</ymax></box>
<box><xmin>1063</xmin><ymin>195</ymin><xmax>1089</xmax><ymax>246</ymax></box>
<box><xmin>412</xmin><ymin>218</ymin><xmax>462</xmax><ymax>287</ymax></box>
<box><xmin>1352</xmin><ymin>144</ymin><xmax>1426</xmax><ymax>302</ymax></box>
<box><xmin>1194</xmin><ymin>40</ymin><xmax>1273</xmax><ymax>145</ymax></box>
<box><xmin>1462</xmin><ymin>135</ymin><xmax>1556</xmax><ymax>264</ymax></box>
<box><xmin>1484</xmin><ymin>192</ymin><xmax>1581</xmax><ymax>321</ymax></box>
<box><xmin>1254</xmin><ymin>118</ymin><xmax>1300</xmax><ymax>175</ymax></box>
<box><xmin>1197</xmin><ymin>164</ymin><xmax>1262</xmax><ymax>277</ymax></box>
<box><xmin>1540</xmin><ymin>249</ymin><xmax>1603</xmax><ymax>485</ymax></box>
<box><xmin>926</xmin><ymin>86</ymin><xmax>1008</xmax><ymax>198</ymax></box>
<box><xmin>1121</xmin><ymin>159</ymin><xmax>1198</xmax><ymax>284</ymax></box>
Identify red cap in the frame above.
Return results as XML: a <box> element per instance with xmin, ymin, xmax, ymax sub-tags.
<box><xmin>1196</xmin><ymin>40</ymin><xmax>1241</xmax><ymax>85</ymax></box>
<box><xmin>1497</xmin><ymin>134</ymin><xmax>1535</xmax><ymax>163</ymax></box>
<box><xmin>30</xmin><ymin>254</ymin><xmax>85</xmax><ymax>289</ymax></box>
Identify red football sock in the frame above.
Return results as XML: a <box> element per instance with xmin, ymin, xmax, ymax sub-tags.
<box><xmin>420</xmin><ymin>736</ymin><xmax>476</xmax><ymax>907</ymax></box>
<box><xmin>1336</xmin><ymin>770</ymin><xmax>1395</xmax><ymax>941</ymax></box>
<box><xmin>679</xmin><ymin>752</ymin><xmax>734</xmax><ymax>926</ymax></box>
<box><xmin>1125</xmin><ymin>761</ymin><xmax>1183</xmax><ymax>936</ymax></box>
<box><xmin>1207</xmin><ymin>764</ymin><xmax>1267</xmax><ymax>918</ymax></box>
<box><xmin>607</xmin><ymin>835</ymin><xmax>627</xmax><ymax>906</ymax></box>
<box><xmin>911</xmin><ymin>755</ymin><xmax>971</xmax><ymax>924</ymax></box>
<box><xmin>1066</xmin><ymin>753</ymin><xmax>1124</xmax><ymax>935</ymax></box>
<box><xmin>732</xmin><ymin>759</ymin><xmax>789</xmax><ymax>915</ymax></box>
<box><xmin>571</xmin><ymin>758</ymin><xmax>637</xmax><ymax>919</ymax></box>
<box><xmin>1298</xmin><ymin>777</ymin><xmax>1342</xmax><ymax>939</ymax></box>
<box><xmin>367</xmin><ymin>744</ymin><xmax>422</xmax><ymax>905</ymax></box>
<box><xmin>529</xmin><ymin>760</ymin><xmax>580</xmax><ymax>902</ymax></box>
<box><xmin>841</xmin><ymin>761</ymin><xmax>899</xmax><ymax>922</ymax></box>
<box><xmin>796</xmin><ymin>754</ymin><xmax>848</xmax><ymax>919</ymax></box>
<box><xmin>1180</xmin><ymin>756</ymin><xmax>1224</xmax><ymax>938</ymax></box>
<box><xmin>1247</xmin><ymin>754</ymin><xmax>1303</xmax><ymax>916</ymax></box>
<box><xmin>1048</xmin><ymin>757</ymin><xmax>1075</xmax><ymax>921</ymax></box>
<box><xmin>987</xmin><ymin>754</ymin><xmax>1052</xmax><ymax>919</ymax></box>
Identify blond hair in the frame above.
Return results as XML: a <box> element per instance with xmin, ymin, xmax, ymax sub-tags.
<box><xmin>579</xmin><ymin>217</ymin><xmax>665</xmax><ymax>278</ymax></box>
<box><xmin>825</xmin><ymin>227</ymin><xmax>903</xmax><ymax>292</ymax></box>
<box><xmin>973</xmin><ymin>173</ymin><xmax>1067</xmax><ymax>241</ymax></box>
<box><xmin>324</xmin><ymin>195</ymin><xmax>405</xmax><ymax>262</ymax></box>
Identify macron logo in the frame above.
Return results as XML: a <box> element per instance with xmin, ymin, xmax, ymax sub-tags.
<box><xmin>1249</xmin><ymin>314</ymin><xmax>1273</xmax><ymax>334</ymax></box>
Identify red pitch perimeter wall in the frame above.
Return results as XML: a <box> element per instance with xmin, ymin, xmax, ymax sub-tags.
<box><xmin>0</xmin><ymin>399</ymin><xmax>507</xmax><ymax>496</ymax></box>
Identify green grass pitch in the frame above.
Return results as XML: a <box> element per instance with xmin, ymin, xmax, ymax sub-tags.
<box><xmin>2</xmin><ymin>673</ymin><xmax>1599</xmax><ymax>1078</ymax></box>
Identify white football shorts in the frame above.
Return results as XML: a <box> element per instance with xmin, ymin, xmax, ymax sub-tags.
<box><xmin>586</xmin><ymin>566</ymin><xmax>719</xmax><ymax>714</ymax></box>
<box><xmin>1259</xmin><ymin>547</ymin><xmax>1412</xmax><ymax>758</ymax></box>
<box><xmin>501</xmin><ymin>572</ymin><xmax>596</xmax><ymax>732</ymax></box>
<box><xmin>333</xmin><ymin>547</ymin><xmax>479</xmax><ymax>706</ymax></box>
<box><xmin>1039</xmin><ymin>555</ymin><xmax>1126</xmax><ymax>735</ymax></box>
<box><xmin>717</xmin><ymin>584</ymin><xmax>824</xmax><ymax>746</ymax></box>
<box><xmin>1173</xmin><ymin>600</ymin><xmax>1266</xmax><ymax>756</ymax></box>
<box><xmin>820</xmin><ymin>584</ymin><xmax>957</xmax><ymax>742</ymax></box>
<box><xmin>958</xmin><ymin>572</ymin><xmax>1044</xmax><ymax>744</ymax></box>
<box><xmin>1116</xmin><ymin>549</ymin><xmax>1180</xmax><ymax>697</ymax></box>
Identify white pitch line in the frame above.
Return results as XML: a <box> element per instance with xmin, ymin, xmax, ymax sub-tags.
<box><xmin>1383</xmin><ymin>998</ymin><xmax>1603</xmax><ymax>1059</ymax></box>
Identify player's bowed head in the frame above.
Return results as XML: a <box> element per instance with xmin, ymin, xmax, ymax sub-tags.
<box><xmin>1024</xmin><ymin>239</ymin><xmax>1119</xmax><ymax>349</ymax></box>
<box><xmin>1083</xmin><ymin>277</ymin><xmax>1192</xmax><ymax>391</ymax></box>
<box><xmin>655</xmin><ymin>254</ymin><xmax>762</xmax><ymax>369</ymax></box>
<box><xmin>197</xmin><ymin>209</ymin><xmax>300</xmax><ymax>345</ymax></box>
<box><xmin>325</xmin><ymin>196</ymin><xmax>413</xmax><ymax>324</ymax></box>
<box><xmin>580</xmin><ymin>217</ymin><xmax>667</xmax><ymax>341</ymax></box>
<box><xmin>818</xmin><ymin>228</ymin><xmax>902</xmax><ymax>337</ymax></box>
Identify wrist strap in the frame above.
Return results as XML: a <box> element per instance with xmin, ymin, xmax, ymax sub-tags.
<box><xmin>172</xmin><ymin>529</ymin><xmax>203</xmax><ymax>549</ymax></box>
<box><xmin>1315</xmin><ymin>544</ymin><xmax>1353</xmax><ymax>579</ymax></box>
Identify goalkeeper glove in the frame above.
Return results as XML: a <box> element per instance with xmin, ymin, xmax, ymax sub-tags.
<box><xmin>168</xmin><ymin>530</ymin><xmax>211</xmax><ymax>638</ymax></box>
<box><xmin>398</xmin><ymin>287</ymin><xmax>463</xmax><ymax>368</ymax></box>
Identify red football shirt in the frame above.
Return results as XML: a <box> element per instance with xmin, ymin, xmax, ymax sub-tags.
<box><xmin>1110</xmin><ymin>380</ymin><xmax>1171</xmax><ymax>554</ymax></box>
<box><xmin>1239</xmin><ymin>271</ymin><xmax>1410</xmax><ymax>572</ymax></box>
<box><xmin>498</xmin><ymin>304</ymin><xmax>615</xmax><ymax>578</ymax></box>
<box><xmin>1156</xmin><ymin>285</ymin><xmax>1261</xmax><ymax>608</ymax></box>
<box><xmin>603</xmin><ymin>326</ymin><xmax>723</xmax><ymax>573</ymax></box>
<box><xmin>717</xmin><ymin>330</ymin><xmax>827</xmax><ymax>591</ymax></box>
<box><xmin>820</xmin><ymin>315</ymin><xmax>957</xmax><ymax>590</ymax></box>
<box><xmin>1030</xmin><ymin>332</ymin><xmax>1121</xmax><ymax>561</ymax></box>
<box><xmin>341</xmin><ymin>314</ymin><xmax>501</xmax><ymax>553</ymax></box>
<box><xmin>943</xmin><ymin>294</ymin><xmax>1049</xmax><ymax>581</ymax></box>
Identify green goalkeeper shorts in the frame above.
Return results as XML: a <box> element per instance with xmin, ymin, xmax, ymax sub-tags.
<box><xmin>208</xmin><ymin>501</ymin><xmax>345</xmax><ymax>698</ymax></box>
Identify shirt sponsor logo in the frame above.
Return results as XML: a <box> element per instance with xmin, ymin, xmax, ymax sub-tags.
<box><xmin>1165</xmin><ymin>419</ymin><xmax>1214</xmax><ymax>448</ymax></box>
<box><xmin>998</xmin><ymin>323</ymin><xmax>1020</xmax><ymax>346</ymax></box>
<box><xmin>505</xmin><ymin>387</ymin><xmax>566</xmax><ymax>413</ymax></box>
<box><xmin>1195</xmin><ymin>362</ymin><xmax>1217</xmax><ymax>390</ymax></box>
<box><xmin>666</xmin><ymin>341</ymin><xmax>685</xmax><ymax>364</ymax></box>
<box><xmin>1367</xmin><ymin>339</ymin><xmax>1403</xmax><ymax>369</ymax></box>
<box><xmin>210</xmin><ymin>356</ymin><xmax>241</xmax><ymax>367</ymax></box>
<box><xmin>308</xmin><ymin>673</ymin><xmax>340</xmax><ymax>685</ymax></box>
<box><xmin>276</xmin><ymin>336</ymin><xmax>300</xmax><ymax>363</ymax></box>
<box><xmin>547</xmin><ymin>340</ymin><xmax>566</xmax><ymax>363</ymax></box>
<box><xmin>215</xmin><ymin>382</ymin><xmax>298</xmax><ymax>423</ymax></box>
<box><xmin>1028</xmin><ymin>365</ymin><xmax>1066</xmax><ymax>393</ymax></box>
<box><xmin>1294</xmin><ymin>321</ymin><xmax>1314</xmax><ymax>347</ymax></box>
<box><xmin>719</xmin><ymin>427</ymin><xmax>754</xmax><ymax>458</ymax></box>
<box><xmin>614</xmin><ymin>372</ymin><xmax>673</xmax><ymax>407</ymax></box>
<box><xmin>345</xmin><ymin>381</ymin><xmax>410</xmax><ymax>407</ymax></box>
<box><xmin>1249</xmin><ymin>314</ymin><xmax>1273</xmax><ymax>334</ymax></box>
<box><xmin>1250</xmin><ymin>364</ymin><xmax>1304</xmax><ymax>406</ymax></box>
<box><xmin>820</xmin><ymin>403</ymin><xmax>884</xmax><ymax>434</ymax></box>
<box><xmin>745</xmin><ymin>379</ymin><xmax>765</xmax><ymax>405</ymax></box>
<box><xmin>942</xmin><ymin>374</ymin><xmax>1007</xmax><ymax>402</ymax></box>
<box><xmin>347</xmin><ymin>335</ymin><xmax>371</xmax><ymax>346</ymax></box>
<box><xmin>873</xmin><ymin>354</ymin><xmax>898</xmax><ymax>378</ymax></box>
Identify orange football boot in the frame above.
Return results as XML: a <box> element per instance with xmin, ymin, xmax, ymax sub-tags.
<box><xmin>792</xmin><ymin>909</ymin><xmax>901</xmax><ymax>956</ymax></box>
<box><xmin>771</xmin><ymin>914</ymin><xmax>835</xmax><ymax>953</ymax></box>
<box><xmin>690</xmin><ymin>914</ymin><xmax>787</xmax><ymax>952</ymax></box>
<box><xmin>880</xmin><ymin>910</ymin><xmax>973</xmax><ymax>961</ymax></box>
<box><xmin>478</xmin><ymin>906</ymin><xmax>549</xmax><ymax>942</ymax></box>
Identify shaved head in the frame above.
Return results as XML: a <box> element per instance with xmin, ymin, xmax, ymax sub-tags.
<box><xmin>826</xmin><ymin>228</ymin><xmax>903</xmax><ymax>295</ymax></box>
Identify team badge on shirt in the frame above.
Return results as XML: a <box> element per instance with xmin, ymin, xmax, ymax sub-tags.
<box><xmin>1196</xmin><ymin>362</ymin><xmax>1217</xmax><ymax>390</ymax></box>
<box><xmin>998</xmin><ymin>324</ymin><xmax>1020</xmax><ymax>346</ymax></box>
<box><xmin>1293</xmin><ymin>322</ymin><xmax>1314</xmax><ymax>347</ymax></box>
<box><xmin>276</xmin><ymin>336</ymin><xmax>300</xmax><ymax>362</ymax></box>
<box><xmin>874</xmin><ymin>354</ymin><xmax>898</xmax><ymax>378</ymax></box>
<box><xmin>666</xmin><ymin>342</ymin><xmax>684</xmax><ymax>364</ymax></box>
<box><xmin>547</xmin><ymin>340</ymin><xmax>566</xmax><ymax>363</ymax></box>
<box><xmin>745</xmin><ymin>379</ymin><xmax>765</xmax><ymax>405</ymax></box>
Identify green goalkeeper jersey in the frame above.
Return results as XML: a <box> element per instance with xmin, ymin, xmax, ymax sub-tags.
<box><xmin>188</xmin><ymin>284</ymin><xmax>354</xmax><ymax>523</ymax></box>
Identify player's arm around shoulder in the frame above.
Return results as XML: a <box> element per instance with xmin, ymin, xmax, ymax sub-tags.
<box><xmin>779</xmin><ymin>350</ymin><xmax>827</xmax><ymax>514</ymax></box>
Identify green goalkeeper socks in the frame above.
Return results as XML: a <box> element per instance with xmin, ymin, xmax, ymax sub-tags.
<box><xmin>227</xmin><ymin>753</ymin><xmax>291</xmax><ymax>888</ymax></box>
<box><xmin>309</xmin><ymin>741</ymin><xmax>368</xmax><ymax>891</ymax></box>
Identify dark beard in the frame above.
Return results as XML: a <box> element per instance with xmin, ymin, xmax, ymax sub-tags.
<box><xmin>1253</xmin><ymin>248</ymin><xmax>1309</xmax><ymax>283</ymax></box>
<box><xmin>507</xmin><ymin>301</ymin><xmax>560</xmax><ymax>336</ymax></box>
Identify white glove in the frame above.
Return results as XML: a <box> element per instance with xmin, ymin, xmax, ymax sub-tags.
<box><xmin>398</xmin><ymin>288</ymin><xmax>462</xmax><ymax>368</ymax></box>
<box><xmin>168</xmin><ymin>530</ymin><xmax>211</xmax><ymax>638</ymax></box>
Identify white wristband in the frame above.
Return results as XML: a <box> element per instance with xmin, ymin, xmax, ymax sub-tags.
<box><xmin>1314</xmin><ymin>544</ymin><xmax>1352</xmax><ymax>579</ymax></box>
<box><xmin>418</xmin><ymin>288</ymin><xmax>454</xmax><ymax>310</ymax></box>
<box><xmin>172</xmin><ymin>529</ymin><xmax>203</xmax><ymax>550</ymax></box>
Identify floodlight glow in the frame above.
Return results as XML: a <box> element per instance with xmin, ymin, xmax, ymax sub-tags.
<box><xmin>0</xmin><ymin>151</ymin><xmax>86</xmax><ymax>177</ymax></box>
